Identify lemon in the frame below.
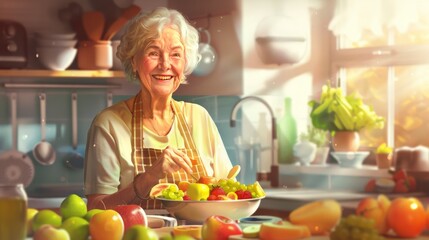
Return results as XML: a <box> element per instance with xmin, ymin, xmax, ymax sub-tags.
<box><xmin>84</xmin><ymin>209</ymin><xmax>104</xmax><ymax>222</ymax></box>
<box><xmin>26</xmin><ymin>208</ymin><xmax>39</xmax><ymax>236</ymax></box>
<box><xmin>186</xmin><ymin>183</ymin><xmax>210</xmax><ymax>201</ymax></box>
<box><xmin>226</xmin><ymin>192</ymin><xmax>238</xmax><ymax>200</ymax></box>
<box><xmin>61</xmin><ymin>216</ymin><xmax>89</xmax><ymax>240</ymax></box>
<box><xmin>60</xmin><ymin>194</ymin><xmax>87</xmax><ymax>219</ymax></box>
<box><xmin>32</xmin><ymin>209</ymin><xmax>62</xmax><ymax>232</ymax></box>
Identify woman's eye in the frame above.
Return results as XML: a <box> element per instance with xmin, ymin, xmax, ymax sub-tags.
<box><xmin>148</xmin><ymin>51</ymin><xmax>159</xmax><ymax>57</ymax></box>
<box><xmin>172</xmin><ymin>52</ymin><xmax>182</xmax><ymax>58</ymax></box>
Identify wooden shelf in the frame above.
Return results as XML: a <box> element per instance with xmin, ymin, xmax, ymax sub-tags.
<box><xmin>0</xmin><ymin>69</ymin><xmax>126</xmax><ymax>78</ymax></box>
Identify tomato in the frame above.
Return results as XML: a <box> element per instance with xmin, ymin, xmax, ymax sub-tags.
<box><xmin>407</xmin><ymin>176</ymin><xmax>417</xmax><ymax>191</ymax></box>
<box><xmin>393</xmin><ymin>179</ymin><xmax>409</xmax><ymax>193</ymax></box>
<box><xmin>89</xmin><ymin>209</ymin><xmax>124</xmax><ymax>240</ymax></box>
<box><xmin>386</xmin><ymin>197</ymin><xmax>426</xmax><ymax>238</ymax></box>
<box><xmin>392</xmin><ymin>169</ymin><xmax>408</xmax><ymax>182</ymax></box>
<box><xmin>364</xmin><ymin>179</ymin><xmax>376</xmax><ymax>193</ymax></box>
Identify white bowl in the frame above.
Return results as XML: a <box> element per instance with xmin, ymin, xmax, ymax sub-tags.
<box><xmin>37</xmin><ymin>47</ymin><xmax>77</xmax><ymax>71</ymax></box>
<box><xmin>35</xmin><ymin>38</ymin><xmax>77</xmax><ymax>48</ymax></box>
<box><xmin>158</xmin><ymin>197</ymin><xmax>264</xmax><ymax>223</ymax></box>
<box><xmin>331</xmin><ymin>151</ymin><xmax>370</xmax><ymax>168</ymax></box>
<box><xmin>35</xmin><ymin>32</ymin><xmax>76</xmax><ymax>40</ymax></box>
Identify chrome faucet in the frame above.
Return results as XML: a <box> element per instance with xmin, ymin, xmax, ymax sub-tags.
<box><xmin>230</xmin><ymin>96</ymin><xmax>279</xmax><ymax>187</ymax></box>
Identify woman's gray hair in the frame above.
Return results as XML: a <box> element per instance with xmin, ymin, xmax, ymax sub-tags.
<box><xmin>116</xmin><ymin>7</ymin><xmax>200</xmax><ymax>83</ymax></box>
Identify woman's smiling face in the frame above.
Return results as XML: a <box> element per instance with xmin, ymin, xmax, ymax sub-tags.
<box><xmin>133</xmin><ymin>27</ymin><xmax>186</xmax><ymax>97</ymax></box>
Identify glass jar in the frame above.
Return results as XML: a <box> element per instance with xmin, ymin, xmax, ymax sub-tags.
<box><xmin>0</xmin><ymin>184</ymin><xmax>28</xmax><ymax>240</ymax></box>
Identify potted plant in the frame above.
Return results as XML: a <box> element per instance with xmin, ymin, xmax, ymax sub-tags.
<box><xmin>375</xmin><ymin>143</ymin><xmax>393</xmax><ymax>169</ymax></box>
<box><xmin>308</xmin><ymin>84</ymin><xmax>384</xmax><ymax>152</ymax></box>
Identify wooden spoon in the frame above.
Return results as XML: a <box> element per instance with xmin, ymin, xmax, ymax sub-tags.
<box><xmin>103</xmin><ymin>4</ymin><xmax>141</xmax><ymax>40</ymax></box>
<box><xmin>82</xmin><ymin>11</ymin><xmax>105</xmax><ymax>41</ymax></box>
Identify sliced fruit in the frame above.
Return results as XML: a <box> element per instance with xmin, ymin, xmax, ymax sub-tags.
<box><xmin>227</xmin><ymin>165</ymin><xmax>241</xmax><ymax>179</ymax></box>
<box><xmin>289</xmin><ymin>199</ymin><xmax>342</xmax><ymax>235</ymax></box>
<box><xmin>173</xmin><ymin>225</ymin><xmax>202</xmax><ymax>239</ymax></box>
<box><xmin>217</xmin><ymin>195</ymin><xmax>229</xmax><ymax>200</ymax></box>
<box><xmin>242</xmin><ymin>224</ymin><xmax>261</xmax><ymax>238</ymax></box>
<box><xmin>226</xmin><ymin>192</ymin><xmax>238</xmax><ymax>200</ymax></box>
<box><xmin>254</xmin><ymin>181</ymin><xmax>266</xmax><ymax>197</ymax></box>
<box><xmin>149</xmin><ymin>183</ymin><xmax>174</xmax><ymax>198</ymax></box>
<box><xmin>259</xmin><ymin>221</ymin><xmax>310</xmax><ymax>240</ymax></box>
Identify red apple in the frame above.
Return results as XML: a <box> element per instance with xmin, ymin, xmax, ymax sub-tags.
<box><xmin>113</xmin><ymin>205</ymin><xmax>147</xmax><ymax>231</ymax></box>
<box><xmin>201</xmin><ymin>215</ymin><xmax>242</xmax><ymax>240</ymax></box>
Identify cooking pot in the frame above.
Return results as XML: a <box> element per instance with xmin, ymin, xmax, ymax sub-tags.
<box><xmin>192</xmin><ymin>28</ymin><xmax>217</xmax><ymax>77</ymax></box>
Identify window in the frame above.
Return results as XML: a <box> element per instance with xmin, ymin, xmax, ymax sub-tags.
<box><xmin>330</xmin><ymin>1</ymin><xmax>429</xmax><ymax>149</ymax></box>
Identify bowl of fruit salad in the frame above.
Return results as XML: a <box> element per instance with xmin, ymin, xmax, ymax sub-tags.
<box><xmin>152</xmin><ymin>178</ymin><xmax>265</xmax><ymax>223</ymax></box>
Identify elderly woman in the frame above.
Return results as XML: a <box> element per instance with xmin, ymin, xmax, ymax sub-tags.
<box><xmin>83</xmin><ymin>7</ymin><xmax>233</xmax><ymax>210</ymax></box>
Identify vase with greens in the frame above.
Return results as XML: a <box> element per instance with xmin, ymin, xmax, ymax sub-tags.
<box><xmin>298</xmin><ymin>125</ymin><xmax>329</xmax><ymax>165</ymax></box>
<box><xmin>308</xmin><ymin>84</ymin><xmax>384</xmax><ymax>152</ymax></box>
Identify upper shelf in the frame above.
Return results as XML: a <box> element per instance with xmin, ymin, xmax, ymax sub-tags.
<box><xmin>0</xmin><ymin>70</ymin><xmax>126</xmax><ymax>78</ymax></box>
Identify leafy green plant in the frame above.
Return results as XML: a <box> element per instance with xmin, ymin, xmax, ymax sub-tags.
<box><xmin>308</xmin><ymin>84</ymin><xmax>385</xmax><ymax>134</ymax></box>
<box><xmin>299</xmin><ymin>125</ymin><xmax>328</xmax><ymax>147</ymax></box>
<box><xmin>376</xmin><ymin>143</ymin><xmax>392</xmax><ymax>154</ymax></box>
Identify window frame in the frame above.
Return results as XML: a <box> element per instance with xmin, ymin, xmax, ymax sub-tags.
<box><xmin>331</xmin><ymin>36</ymin><xmax>429</xmax><ymax>148</ymax></box>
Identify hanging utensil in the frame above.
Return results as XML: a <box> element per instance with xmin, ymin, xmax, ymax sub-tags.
<box><xmin>33</xmin><ymin>93</ymin><xmax>56</xmax><ymax>165</ymax></box>
<box><xmin>82</xmin><ymin>11</ymin><xmax>105</xmax><ymax>41</ymax></box>
<box><xmin>103</xmin><ymin>4</ymin><xmax>141</xmax><ymax>40</ymax></box>
<box><xmin>0</xmin><ymin>93</ymin><xmax>35</xmax><ymax>187</ymax></box>
<box><xmin>64</xmin><ymin>92</ymin><xmax>84</xmax><ymax>169</ymax></box>
<box><xmin>192</xmin><ymin>27</ymin><xmax>218</xmax><ymax>77</ymax></box>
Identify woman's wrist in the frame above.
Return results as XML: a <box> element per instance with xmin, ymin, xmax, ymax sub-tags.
<box><xmin>133</xmin><ymin>171</ymin><xmax>160</xmax><ymax>200</ymax></box>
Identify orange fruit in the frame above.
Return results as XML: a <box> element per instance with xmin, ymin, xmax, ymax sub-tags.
<box><xmin>89</xmin><ymin>209</ymin><xmax>124</xmax><ymax>240</ymax></box>
<box><xmin>387</xmin><ymin>197</ymin><xmax>426</xmax><ymax>238</ymax></box>
<box><xmin>178</xmin><ymin>181</ymin><xmax>190</xmax><ymax>192</ymax></box>
<box><xmin>149</xmin><ymin>183</ymin><xmax>174</xmax><ymax>198</ymax></box>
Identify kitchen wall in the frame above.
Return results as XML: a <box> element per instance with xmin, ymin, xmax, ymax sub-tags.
<box><xmin>0</xmin><ymin>0</ymin><xmax>334</xmax><ymax>195</ymax></box>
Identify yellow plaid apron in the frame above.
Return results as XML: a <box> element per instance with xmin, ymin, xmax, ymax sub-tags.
<box><xmin>131</xmin><ymin>92</ymin><xmax>208</xmax><ymax>209</ymax></box>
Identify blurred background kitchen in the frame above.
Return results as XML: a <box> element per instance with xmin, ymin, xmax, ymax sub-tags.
<box><xmin>1</xmin><ymin>0</ymin><xmax>429</xmax><ymax>199</ymax></box>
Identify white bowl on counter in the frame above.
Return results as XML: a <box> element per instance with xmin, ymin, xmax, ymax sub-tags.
<box><xmin>331</xmin><ymin>151</ymin><xmax>370</xmax><ymax>168</ymax></box>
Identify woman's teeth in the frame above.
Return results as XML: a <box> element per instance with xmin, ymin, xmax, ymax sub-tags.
<box><xmin>154</xmin><ymin>75</ymin><xmax>173</xmax><ymax>80</ymax></box>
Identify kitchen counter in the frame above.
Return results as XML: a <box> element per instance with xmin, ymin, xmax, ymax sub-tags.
<box><xmin>258</xmin><ymin>188</ymin><xmax>428</xmax><ymax>217</ymax></box>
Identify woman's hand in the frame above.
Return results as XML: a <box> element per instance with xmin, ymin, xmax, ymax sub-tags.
<box><xmin>152</xmin><ymin>146</ymin><xmax>194</xmax><ymax>178</ymax></box>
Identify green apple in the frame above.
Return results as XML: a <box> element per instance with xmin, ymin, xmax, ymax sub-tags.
<box><xmin>187</xmin><ymin>183</ymin><xmax>210</xmax><ymax>200</ymax></box>
<box><xmin>123</xmin><ymin>225</ymin><xmax>158</xmax><ymax>240</ymax></box>
<box><xmin>60</xmin><ymin>194</ymin><xmax>87</xmax><ymax>219</ymax></box>
<box><xmin>32</xmin><ymin>209</ymin><xmax>62</xmax><ymax>232</ymax></box>
<box><xmin>61</xmin><ymin>216</ymin><xmax>89</xmax><ymax>240</ymax></box>
<box><xmin>33</xmin><ymin>224</ymin><xmax>70</xmax><ymax>240</ymax></box>
<box><xmin>26</xmin><ymin>208</ymin><xmax>39</xmax><ymax>236</ymax></box>
<box><xmin>84</xmin><ymin>209</ymin><xmax>104</xmax><ymax>222</ymax></box>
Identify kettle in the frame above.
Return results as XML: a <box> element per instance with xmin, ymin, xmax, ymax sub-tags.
<box><xmin>192</xmin><ymin>28</ymin><xmax>217</xmax><ymax>77</ymax></box>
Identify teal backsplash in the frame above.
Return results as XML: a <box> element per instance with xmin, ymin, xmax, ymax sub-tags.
<box><xmin>0</xmin><ymin>90</ymin><xmax>242</xmax><ymax>197</ymax></box>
